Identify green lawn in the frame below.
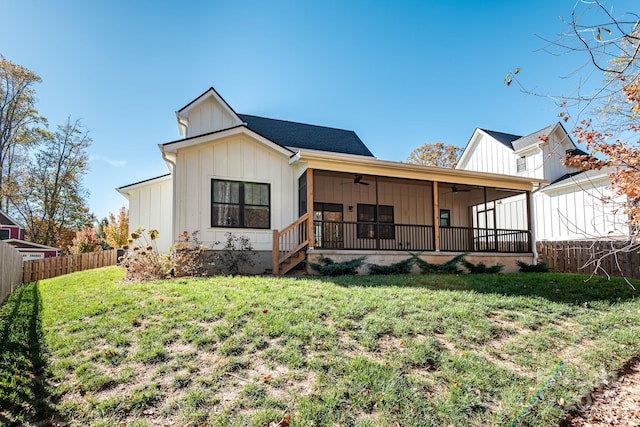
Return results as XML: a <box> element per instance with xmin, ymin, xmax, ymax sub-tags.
<box><xmin>0</xmin><ymin>267</ymin><xmax>638</xmax><ymax>426</ymax></box>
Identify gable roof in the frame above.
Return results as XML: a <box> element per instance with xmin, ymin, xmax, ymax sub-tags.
<box><xmin>0</xmin><ymin>210</ymin><xmax>20</xmax><ymax>227</ymax></box>
<box><xmin>238</xmin><ymin>114</ymin><xmax>374</xmax><ymax>157</ymax></box>
<box><xmin>4</xmin><ymin>239</ymin><xmax>60</xmax><ymax>251</ymax></box>
<box><xmin>479</xmin><ymin>129</ymin><xmax>522</xmax><ymax>150</ymax></box>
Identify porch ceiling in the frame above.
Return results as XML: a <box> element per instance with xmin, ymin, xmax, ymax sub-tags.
<box><xmin>292</xmin><ymin>149</ymin><xmax>545</xmax><ymax>192</ymax></box>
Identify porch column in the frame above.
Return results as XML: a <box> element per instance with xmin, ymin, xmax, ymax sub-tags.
<box><xmin>433</xmin><ymin>181</ymin><xmax>440</xmax><ymax>251</ymax></box>
<box><xmin>526</xmin><ymin>190</ymin><xmax>535</xmax><ymax>257</ymax></box>
<box><xmin>307</xmin><ymin>168</ymin><xmax>314</xmax><ymax>250</ymax></box>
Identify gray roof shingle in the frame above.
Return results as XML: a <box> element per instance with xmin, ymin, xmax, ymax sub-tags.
<box><xmin>480</xmin><ymin>129</ymin><xmax>522</xmax><ymax>150</ymax></box>
<box><xmin>238</xmin><ymin>114</ymin><xmax>374</xmax><ymax>157</ymax></box>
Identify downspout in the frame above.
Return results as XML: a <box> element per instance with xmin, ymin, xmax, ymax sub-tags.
<box><xmin>160</xmin><ymin>145</ymin><xmax>177</xmax><ymax>248</ymax></box>
<box><xmin>529</xmin><ymin>184</ymin><xmax>544</xmax><ymax>265</ymax></box>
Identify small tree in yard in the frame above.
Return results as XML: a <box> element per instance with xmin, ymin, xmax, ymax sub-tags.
<box><xmin>102</xmin><ymin>207</ymin><xmax>129</xmax><ymax>249</ymax></box>
<box><xmin>69</xmin><ymin>227</ymin><xmax>102</xmax><ymax>254</ymax></box>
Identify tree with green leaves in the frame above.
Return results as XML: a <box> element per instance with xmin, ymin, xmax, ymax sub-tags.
<box><xmin>0</xmin><ymin>54</ymin><xmax>47</xmax><ymax>212</ymax></box>
<box><xmin>406</xmin><ymin>142</ymin><xmax>462</xmax><ymax>168</ymax></box>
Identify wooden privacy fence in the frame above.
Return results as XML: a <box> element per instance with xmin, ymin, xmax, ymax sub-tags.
<box><xmin>537</xmin><ymin>240</ymin><xmax>640</xmax><ymax>279</ymax></box>
<box><xmin>23</xmin><ymin>249</ymin><xmax>118</xmax><ymax>283</ymax></box>
<box><xmin>0</xmin><ymin>241</ymin><xmax>23</xmax><ymax>304</ymax></box>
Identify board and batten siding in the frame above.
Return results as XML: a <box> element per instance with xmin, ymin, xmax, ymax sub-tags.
<box><xmin>534</xmin><ymin>180</ymin><xmax>629</xmax><ymax>241</ymax></box>
<box><xmin>175</xmin><ymin>134</ymin><xmax>296</xmax><ymax>251</ymax></box>
<box><xmin>127</xmin><ymin>177</ymin><xmax>174</xmax><ymax>252</ymax></box>
<box><xmin>313</xmin><ymin>175</ymin><xmax>434</xmax><ymax>225</ymax></box>
<box><xmin>459</xmin><ymin>134</ymin><xmax>519</xmax><ymax>176</ymax></box>
<box><xmin>185</xmin><ymin>98</ymin><xmax>239</xmax><ymax>138</ymax></box>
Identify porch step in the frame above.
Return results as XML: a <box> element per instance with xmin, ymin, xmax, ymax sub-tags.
<box><xmin>279</xmin><ymin>251</ymin><xmax>306</xmax><ymax>275</ymax></box>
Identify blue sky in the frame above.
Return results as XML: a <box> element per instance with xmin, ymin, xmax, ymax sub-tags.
<box><xmin>1</xmin><ymin>0</ymin><xmax>633</xmax><ymax>220</ymax></box>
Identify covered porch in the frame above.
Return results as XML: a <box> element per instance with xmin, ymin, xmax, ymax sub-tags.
<box><xmin>273</xmin><ymin>151</ymin><xmax>540</xmax><ymax>275</ymax></box>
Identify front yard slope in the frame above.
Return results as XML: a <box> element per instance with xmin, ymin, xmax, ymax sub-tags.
<box><xmin>0</xmin><ymin>267</ymin><xmax>638</xmax><ymax>426</ymax></box>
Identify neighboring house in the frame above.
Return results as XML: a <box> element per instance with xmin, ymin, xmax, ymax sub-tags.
<box><xmin>0</xmin><ymin>210</ymin><xmax>60</xmax><ymax>260</ymax></box>
<box><xmin>118</xmin><ymin>87</ymin><xmax>545</xmax><ymax>274</ymax></box>
<box><xmin>456</xmin><ymin>122</ymin><xmax>629</xmax><ymax>242</ymax></box>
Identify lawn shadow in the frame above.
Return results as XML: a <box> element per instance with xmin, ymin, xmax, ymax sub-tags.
<box><xmin>0</xmin><ymin>282</ymin><xmax>64</xmax><ymax>426</ymax></box>
<box><xmin>321</xmin><ymin>272</ymin><xmax>638</xmax><ymax>305</ymax></box>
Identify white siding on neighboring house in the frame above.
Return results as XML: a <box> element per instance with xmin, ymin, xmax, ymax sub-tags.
<box><xmin>458</xmin><ymin>133</ymin><xmax>518</xmax><ymax>175</ymax></box>
<box><xmin>126</xmin><ymin>176</ymin><xmax>174</xmax><ymax>252</ymax></box>
<box><xmin>174</xmin><ymin>133</ymin><xmax>296</xmax><ymax>251</ymax></box>
<box><xmin>534</xmin><ymin>176</ymin><xmax>629</xmax><ymax>241</ymax></box>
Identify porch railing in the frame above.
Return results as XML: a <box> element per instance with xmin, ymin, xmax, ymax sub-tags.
<box><xmin>439</xmin><ymin>226</ymin><xmax>530</xmax><ymax>253</ymax></box>
<box><xmin>314</xmin><ymin>221</ymin><xmax>434</xmax><ymax>251</ymax></box>
<box><xmin>313</xmin><ymin>221</ymin><xmax>530</xmax><ymax>253</ymax></box>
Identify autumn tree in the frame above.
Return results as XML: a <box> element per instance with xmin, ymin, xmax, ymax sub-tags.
<box><xmin>406</xmin><ymin>142</ymin><xmax>462</xmax><ymax>168</ymax></box>
<box><xmin>0</xmin><ymin>54</ymin><xmax>47</xmax><ymax>212</ymax></box>
<box><xmin>11</xmin><ymin>117</ymin><xmax>93</xmax><ymax>249</ymax></box>
<box><xmin>505</xmin><ymin>1</ymin><xmax>640</xmax><ymax>279</ymax></box>
<box><xmin>69</xmin><ymin>227</ymin><xmax>102</xmax><ymax>254</ymax></box>
<box><xmin>103</xmin><ymin>207</ymin><xmax>129</xmax><ymax>249</ymax></box>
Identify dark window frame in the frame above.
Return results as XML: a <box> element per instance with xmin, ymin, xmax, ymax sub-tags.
<box><xmin>439</xmin><ymin>209</ymin><xmax>451</xmax><ymax>227</ymax></box>
<box><xmin>211</xmin><ymin>179</ymin><xmax>271</xmax><ymax>229</ymax></box>
<box><xmin>0</xmin><ymin>228</ymin><xmax>9</xmax><ymax>240</ymax></box>
<box><xmin>357</xmin><ymin>204</ymin><xmax>395</xmax><ymax>239</ymax></box>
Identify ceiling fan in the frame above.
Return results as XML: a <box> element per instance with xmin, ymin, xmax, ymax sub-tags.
<box><xmin>450</xmin><ymin>186</ymin><xmax>471</xmax><ymax>193</ymax></box>
<box><xmin>354</xmin><ymin>175</ymin><xmax>370</xmax><ymax>186</ymax></box>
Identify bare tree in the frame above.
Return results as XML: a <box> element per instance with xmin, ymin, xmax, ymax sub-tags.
<box><xmin>507</xmin><ymin>1</ymin><xmax>640</xmax><ymax>281</ymax></box>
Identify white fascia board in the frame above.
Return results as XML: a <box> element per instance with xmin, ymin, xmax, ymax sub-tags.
<box><xmin>455</xmin><ymin>128</ymin><xmax>486</xmax><ymax>169</ymax></box>
<box><xmin>161</xmin><ymin>126</ymin><xmax>294</xmax><ymax>158</ymax></box>
<box><xmin>541</xmin><ymin>171</ymin><xmax>610</xmax><ymax>194</ymax></box>
<box><xmin>117</xmin><ymin>174</ymin><xmax>172</xmax><ymax>197</ymax></box>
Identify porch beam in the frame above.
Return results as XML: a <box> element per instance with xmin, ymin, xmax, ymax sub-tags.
<box><xmin>433</xmin><ymin>181</ymin><xmax>440</xmax><ymax>251</ymax></box>
<box><xmin>307</xmin><ymin>168</ymin><xmax>314</xmax><ymax>249</ymax></box>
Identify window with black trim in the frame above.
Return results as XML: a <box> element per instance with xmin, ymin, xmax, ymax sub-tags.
<box><xmin>357</xmin><ymin>204</ymin><xmax>394</xmax><ymax>239</ymax></box>
<box><xmin>439</xmin><ymin>209</ymin><xmax>451</xmax><ymax>227</ymax></box>
<box><xmin>516</xmin><ymin>156</ymin><xmax>526</xmax><ymax>172</ymax></box>
<box><xmin>211</xmin><ymin>179</ymin><xmax>270</xmax><ymax>229</ymax></box>
<box><xmin>0</xmin><ymin>228</ymin><xmax>9</xmax><ymax>240</ymax></box>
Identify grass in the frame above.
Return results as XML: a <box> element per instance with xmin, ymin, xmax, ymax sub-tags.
<box><xmin>0</xmin><ymin>267</ymin><xmax>638</xmax><ymax>426</ymax></box>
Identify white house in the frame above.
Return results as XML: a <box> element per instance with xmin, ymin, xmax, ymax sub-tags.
<box><xmin>456</xmin><ymin>122</ymin><xmax>629</xmax><ymax>242</ymax></box>
<box><xmin>118</xmin><ymin>87</ymin><xmax>545</xmax><ymax>274</ymax></box>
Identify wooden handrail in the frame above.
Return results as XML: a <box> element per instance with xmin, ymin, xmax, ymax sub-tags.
<box><xmin>279</xmin><ymin>212</ymin><xmax>309</xmax><ymax>236</ymax></box>
<box><xmin>273</xmin><ymin>213</ymin><xmax>310</xmax><ymax>274</ymax></box>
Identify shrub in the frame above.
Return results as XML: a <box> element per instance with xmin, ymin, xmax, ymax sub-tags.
<box><xmin>307</xmin><ymin>256</ymin><xmax>366</xmax><ymax>276</ymax></box>
<box><xmin>168</xmin><ymin>231</ymin><xmax>207</xmax><ymax>277</ymax></box>
<box><xmin>121</xmin><ymin>229</ymin><xmax>208</xmax><ymax>282</ymax></box>
<box><xmin>517</xmin><ymin>260</ymin><xmax>550</xmax><ymax>272</ymax></box>
<box><xmin>368</xmin><ymin>258</ymin><xmax>414</xmax><ymax>275</ymax></box>
<box><xmin>209</xmin><ymin>232</ymin><xmax>256</xmax><ymax>275</ymax></box>
<box><xmin>412</xmin><ymin>253</ymin><xmax>466</xmax><ymax>274</ymax></box>
<box><xmin>120</xmin><ymin>227</ymin><xmax>165</xmax><ymax>282</ymax></box>
<box><xmin>461</xmin><ymin>259</ymin><xmax>504</xmax><ymax>274</ymax></box>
